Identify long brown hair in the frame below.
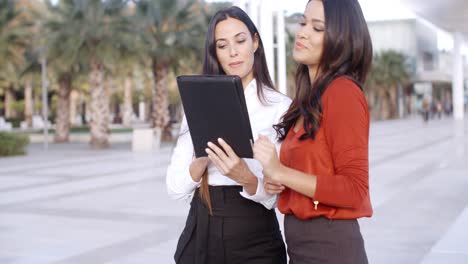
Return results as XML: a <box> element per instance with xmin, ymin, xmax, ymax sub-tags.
<box><xmin>200</xmin><ymin>6</ymin><xmax>276</xmax><ymax>213</ymax></box>
<box><xmin>274</xmin><ymin>0</ymin><xmax>372</xmax><ymax>141</ymax></box>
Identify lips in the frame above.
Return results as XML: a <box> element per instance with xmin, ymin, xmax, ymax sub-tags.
<box><xmin>229</xmin><ymin>61</ymin><xmax>243</xmax><ymax>68</ymax></box>
<box><xmin>295</xmin><ymin>41</ymin><xmax>307</xmax><ymax>50</ymax></box>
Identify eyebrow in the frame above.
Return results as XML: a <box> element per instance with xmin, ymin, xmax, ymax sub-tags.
<box><xmin>302</xmin><ymin>15</ymin><xmax>324</xmax><ymax>23</ymax></box>
<box><xmin>215</xmin><ymin>32</ymin><xmax>248</xmax><ymax>42</ymax></box>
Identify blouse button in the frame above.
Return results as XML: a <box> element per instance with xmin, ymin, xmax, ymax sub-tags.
<box><xmin>313</xmin><ymin>201</ymin><xmax>319</xmax><ymax>210</ymax></box>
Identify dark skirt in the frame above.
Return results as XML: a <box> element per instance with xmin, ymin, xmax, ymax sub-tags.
<box><xmin>175</xmin><ymin>185</ymin><xmax>287</xmax><ymax>264</ymax></box>
<box><xmin>284</xmin><ymin>214</ymin><xmax>368</xmax><ymax>264</ymax></box>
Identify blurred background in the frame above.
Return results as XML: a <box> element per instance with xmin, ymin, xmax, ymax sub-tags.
<box><xmin>0</xmin><ymin>0</ymin><xmax>466</xmax><ymax>150</ymax></box>
<box><xmin>0</xmin><ymin>0</ymin><xmax>467</xmax><ymax>263</ymax></box>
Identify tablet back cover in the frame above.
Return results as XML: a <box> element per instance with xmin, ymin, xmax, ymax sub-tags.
<box><xmin>176</xmin><ymin>75</ymin><xmax>254</xmax><ymax>158</ymax></box>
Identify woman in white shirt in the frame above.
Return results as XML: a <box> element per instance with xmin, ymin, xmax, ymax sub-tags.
<box><xmin>166</xmin><ymin>6</ymin><xmax>291</xmax><ymax>264</ymax></box>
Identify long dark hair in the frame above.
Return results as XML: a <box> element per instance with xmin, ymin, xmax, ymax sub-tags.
<box><xmin>274</xmin><ymin>0</ymin><xmax>373</xmax><ymax>141</ymax></box>
<box><xmin>199</xmin><ymin>6</ymin><xmax>277</xmax><ymax>214</ymax></box>
<box><xmin>202</xmin><ymin>6</ymin><xmax>276</xmax><ymax>103</ymax></box>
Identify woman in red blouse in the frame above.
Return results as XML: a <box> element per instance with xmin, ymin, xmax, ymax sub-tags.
<box><xmin>253</xmin><ymin>0</ymin><xmax>373</xmax><ymax>263</ymax></box>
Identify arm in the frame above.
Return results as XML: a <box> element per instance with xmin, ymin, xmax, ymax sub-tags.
<box><xmin>205</xmin><ymin>138</ymin><xmax>258</xmax><ymax>193</ymax></box>
<box><xmin>313</xmin><ymin>81</ymin><xmax>370</xmax><ymax>209</ymax></box>
<box><xmin>254</xmin><ymin>135</ymin><xmax>318</xmax><ymax>198</ymax></box>
<box><xmin>239</xmin><ymin>158</ymin><xmax>279</xmax><ymax>209</ymax></box>
<box><xmin>255</xmin><ymin>80</ymin><xmax>369</xmax><ymax>209</ymax></box>
<box><xmin>166</xmin><ymin>117</ymin><xmax>207</xmax><ymax>201</ymax></box>
<box><xmin>239</xmin><ymin>96</ymin><xmax>292</xmax><ymax>209</ymax></box>
<box><xmin>206</xmin><ymin>138</ymin><xmax>278</xmax><ymax>209</ymax></box>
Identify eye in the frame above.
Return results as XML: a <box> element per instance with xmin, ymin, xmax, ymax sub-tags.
<box><xmin>217</xmin><ymin>44</ymin><xmax>227</xmax><ymax>49</ymax></box>
<box><xmin>237</xmin><ymin>39</ymin><xmax>246</xmax><ymax>44</ymax></box>
<box><xmin>299</xmin><ymin>21</ymin><xmax>306</xmax><ymax>26</ymax></box>
<box><xmin>313</xmin><ymin>27</ymin><xmax>324</xmax><ymax>32</ymax></box>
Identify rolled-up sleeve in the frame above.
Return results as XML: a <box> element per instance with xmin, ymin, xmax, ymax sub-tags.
<box><xmin>166</xmin><ymin>117</ymin><xmax>201</xmax><ymax>201</ymax></box>
<box><xmin>240</xmin><ymin>158</ymin><xmax>278</xmax><ymax>209</ymax></box>
<box><xmin>240</xmin><ymin>96</ymin><xmax>291</xmax><ymax>209</ymax></box>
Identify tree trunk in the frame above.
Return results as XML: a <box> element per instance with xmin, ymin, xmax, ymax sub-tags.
<box><xmin>151</xmin><ymin>61</ymin><xmax>171</xmax><ymax>141</ymax></box>
<box><xmin>4</xmin><ymin>86</ymin><xmax>14</xmax><ymax>119</ymax></box>
<box><xmin>69</xmin><ymin>90</ymin><xmax>79</xmax><ymax>126</ymax></box>
<box><xmin>122</xmin><ymin>71</ymin><xmax>133</xmax><ymax>127</ymax></box>
<box><xmin>24</xmin><ymin>77</ymin><xmax>33</xmax><ymax>127</ymax></box>
<box><xmin>54</xmin><ymin>73</ymin><xmax>72</xmax><ymax>143</ymax></box>
<box><xmin>388</xmin><ymin>85</ymin><xmax>398</xmax><ymax>118</ymax></box>
<box><xmin>365</xmin><ymin>89</ymin><xmax>376</xmax><ymax>120</ymax></box>
<box><xmin>89</xmin><ymin>60</ymin><xmax>110</xmax><ymax>149</ymax></box>
<box><xmin>379</xmin><ymin>88</ymin><xmax>390</xmax><ymax>120</ymax></box>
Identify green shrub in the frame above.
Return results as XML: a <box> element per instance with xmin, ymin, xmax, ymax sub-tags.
<box><xmin>6</xmin><ymin>118</ymin><xmax>22</xmax><ymax>128</ymax></box>
<box><xmin>0</xmin><ymin>132</ymin><xmax>30</xmax><ymax>156</ymax></box>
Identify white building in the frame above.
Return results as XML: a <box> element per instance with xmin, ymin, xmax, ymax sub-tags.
<box><xmin>233</xmin><ymin>0</ymin><xmax>287</xmax><ymax>95</ymax></box>
<box><xmin>368</xmin><ymin>18</ymin><xmax>468</xmax><ymax>115</ymax></box>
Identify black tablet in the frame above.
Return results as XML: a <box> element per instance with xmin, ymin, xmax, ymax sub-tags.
<box><xmin>176</xmin><ymin>75</ymin><xmax>254</xmax><ymax>158</ymax></box>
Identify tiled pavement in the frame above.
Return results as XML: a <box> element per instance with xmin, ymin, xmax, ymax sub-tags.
<box><xmin>0</xmin><ymin>116</ymin><xmax>467</xmax><ymax>263</ymax></box>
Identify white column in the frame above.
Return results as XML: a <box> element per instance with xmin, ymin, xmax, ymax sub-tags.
<box><xmin>452</xmin><ymin>32</ymin><xmax>464</xmax><ymax>120</ymax></box>
<box><xmin>248</xmin><ymin>0</ymin><xmax>259</xmax><ymax>28</ymax></box>
<box><xmin>139</xmin><ymin>101</ymin><xmax>145</xmax><ymax>121</ymax></box>
<box><xmin>259</xmin><ymin>0</ymin><xmax>275</xmax><ymax>83</ymax></box>
<box><xmin>276</xmin><ymin>2</ymin><xmax>287</xmax><ymax>94</ymax></box>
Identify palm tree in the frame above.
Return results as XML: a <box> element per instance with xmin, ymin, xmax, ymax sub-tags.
<box><xmin>366</xmin><ymin>50</ymin><xmax>410</xmax><ymax>120</ymax></box>
<box><xmin>0</xmin><ymin>0</ymin><xmax>31</xmax><ymax>119</ymax></box>
<box><xmin>43</xmin><ymin>0</ymin><xmax>135</xmax><ymax>148</ymax></box>
<box><xmin>134</xmin><ymin>0</ymin><xmax>206</xmax><ymax>142</ymax></box>
<box><xmin>114</xmin><ymin>39</ymin><xmax>140</xmax><ymax>127</ymax></box>
<box><xmin>20</xmin><ymin>51</ymin><xmax>42</xmax><ymax>128</ymax></box>
<box><xmin>42</xmin><ymin>0</ymin><xmax>82</xmax><ymax>142</ymax></box>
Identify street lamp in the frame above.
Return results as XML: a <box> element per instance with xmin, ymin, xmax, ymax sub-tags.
<box><xmin>41</xmin><ymin>48</ymin><xmax>49</xmax><ymax>150</ymax></box>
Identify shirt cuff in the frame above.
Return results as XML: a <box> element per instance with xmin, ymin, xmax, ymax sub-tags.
<box><xmin>239</xmin><ymin>178</ymin><xmax>277</xmax><ymax>209</ymax></box>
<box><xmin>182</xmin><ymin>171</ymin><xmax>202</xmax><ymax>191</ymax></box>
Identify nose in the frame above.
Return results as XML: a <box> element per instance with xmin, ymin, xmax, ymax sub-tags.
<box><xmin>229</xmin><ymin>45</ymin><xmax>239</xmax><ymax>57</ymax></box>
<box><xmin>296</xmin><ymin>27</ymin><xmax>308</xmax><ymax>40</ymax></box>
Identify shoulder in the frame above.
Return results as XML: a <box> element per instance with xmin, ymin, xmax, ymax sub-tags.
<box><xmin>323</xmin><ymin>77</ymin><xmax>363</xmax><ymax>98</ymax></box>
<box><xmin>262</xmin><ymin>87</ymin><xmax>292</xmax><ymax>108</ymax></box>
<box><xmin>322</xmin><ymin>77</ymin><xmax>367</xmax><ymax>106</ymax></box>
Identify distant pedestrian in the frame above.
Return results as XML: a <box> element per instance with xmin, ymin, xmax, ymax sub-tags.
<box><xmin>422</xmin><ymin>98</ymin><xmax>430</xmax><ymax>123</ymax></box>
<box><xmin>443</xmin><ymin>97</ymin><xmax>452</xmax><ymax>116</ymax></box>
<box><xmin>436</xmin><ymin>100</ymin><xmax>442</xmax><ymax>119</ymax></box>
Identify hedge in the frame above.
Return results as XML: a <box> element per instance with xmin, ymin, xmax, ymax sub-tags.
<box><xmin>0</xmin><ymin>132</ymin><xmax>29</xmax><ymax>156</ymax></box>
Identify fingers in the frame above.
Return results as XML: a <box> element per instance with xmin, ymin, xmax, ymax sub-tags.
<box><xmin>254</xmin><ymin>136</ymin><xmax>275</xmax><ymax>153</ymax></box>
<box><xmin>217</xmin><ymin>138</ymin><xmax>237</xmax><ymax>158</ymax></box>
<box><xmin>206</xmin><ymin>147</ymin><xmax>229</xmax><ymax>174</ymax></box>
<box><xmin>207</xmin><ymin>141</ymin><xmax>229</xmax><ymax>161</ymax></box>
<box><xmin>264</xmin><ymin>182</ymin><xmax>285</xmax><ymax>194</ymax></box>
<box><xmin>253</xmin><ymin>140</ymin><xmax>276</xmax><ymax>166</ymax></box>
<box><xmin>257</xmin><ymin>135</ymin><xmax>274</xmax><ymax>146</ymax></box>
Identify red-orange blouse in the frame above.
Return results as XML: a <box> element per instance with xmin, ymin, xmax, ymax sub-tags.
<box><xmin>278</xmin><ymin>77</ymin><xmax>372</xmax><ymax>220</ymax></box>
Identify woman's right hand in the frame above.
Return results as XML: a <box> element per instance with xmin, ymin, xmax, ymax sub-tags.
<box><xmin>189</xmin><ymin>157</ymin><xmax>210</xmax><ymax>182</ymax></box>
<box><xmin>263</xmin><ymin>174</ymin><xmax>285</xmax><ymax>195</ymax></box>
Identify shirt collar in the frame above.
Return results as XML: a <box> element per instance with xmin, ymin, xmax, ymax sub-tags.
<box><xmin>244</xmin><ymin>79</ymin><xmax>257</xmax><ymax>98</ymax></box>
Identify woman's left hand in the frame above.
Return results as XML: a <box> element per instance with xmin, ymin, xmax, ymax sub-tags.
<box><xmin>206</xmin><ymin>138</ymin><xmax>255</xmax><ymax>185</ymax></box>
<box><xmin>253</xmin><ymin>135</ymin><xmax>283</xmax><ymax>183</ymax></box>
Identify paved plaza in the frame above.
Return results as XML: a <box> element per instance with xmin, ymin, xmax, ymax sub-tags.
<box><xmin>0</xmin><ymin>116</ymin><xmax>467</xmax><ymax>264</ymax></box>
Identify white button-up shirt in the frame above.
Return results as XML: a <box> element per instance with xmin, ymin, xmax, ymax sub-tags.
<box><xmin>166</xmin><ymin>79</ymin><xmax>292</xmax><ymax>209</ymax></box>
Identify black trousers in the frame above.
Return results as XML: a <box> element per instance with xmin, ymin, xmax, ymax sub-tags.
<box><xmin>175</xmin><ymin>186</ymin><xmax>287</xmax><ymax>264</ymax></box>
<box><xmin>284</xmin><ymin>215</ymin><xmax>368</xmax><ymax>264</ymax></box>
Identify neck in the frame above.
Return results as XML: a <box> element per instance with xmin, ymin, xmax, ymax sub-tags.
<box><xmin>241</xmin><ymin>73</ymin><xmax>254</xmax><ymax>90</ymax></box>
<box><xmin>308</xmin><ymin>65</ymin><xmax>318</xmax><ymax>83</ymax></box>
